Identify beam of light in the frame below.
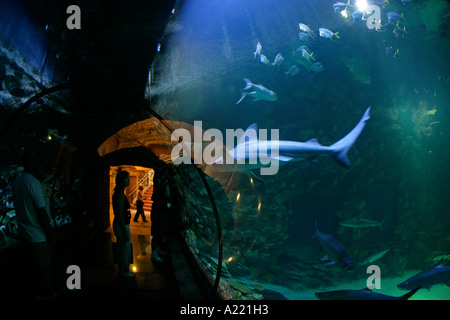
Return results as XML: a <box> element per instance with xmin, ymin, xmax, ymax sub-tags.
<box><xmin>356</xmin><ymin>0</ymin><xmax>369</xmax><ymax>12</ymax></box>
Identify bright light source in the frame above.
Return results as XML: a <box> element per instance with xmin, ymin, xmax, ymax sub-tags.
<box><xmin>356</xmin><ymin>0</ymin><xmax>369</xmax><ymax>12</ymax></box>
<box><xmin>132</xmin><ymin>265</ymin><xmax>137</xmax><ymax>272</ymax></box>
<box><xmin>236</xmin><ymin>192</ymin><xmax>240</xmax><ymax>201</ymax></box>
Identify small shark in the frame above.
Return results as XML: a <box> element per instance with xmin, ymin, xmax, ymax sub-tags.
<box><xmin>312</xmin><ymin>220</ymin><xmax>355</xmax><ymax>271</ymax></box>
<box><xmin>315</xmin><ymin>287</ymin><xmax>420</xmax><ymax>300</ymax></box>
<box><xmin>211</xmin><ymin>107</ymin><xmax>370</xmax><ymax>178</ymax></box>
<box><xmin>358</xmin><ymin>248</ymin><xmax>391</xmax><ymax>265</ymax></box>
<box><xmin>340</xmin><ymin>217</ymin><xmax>385</xmax><ymax>229</ymax></box>
<box><xmin>236</xmin><ymin>78</ymin><xmax>278</xmax><ymax>104</ymax></box>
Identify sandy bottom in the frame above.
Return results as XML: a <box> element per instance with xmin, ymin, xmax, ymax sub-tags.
<box><xmin>256</xmin><ymin>270</ymin><xmax>450</xmax><ymax>300</ymax></box>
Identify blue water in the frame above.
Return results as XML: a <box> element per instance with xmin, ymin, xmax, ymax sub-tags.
<box><xmin>152</xmin><ymin>0</ymin><xmax>450</xmax><ymax>299</ymax></box>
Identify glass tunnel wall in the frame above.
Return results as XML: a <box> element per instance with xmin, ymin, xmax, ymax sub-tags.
<box><xmin>149</xmin><ymin>0</ymin><xmax>450</xmax><ymax>299</ymax></box>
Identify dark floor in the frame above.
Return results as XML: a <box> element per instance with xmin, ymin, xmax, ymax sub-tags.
<box><xmin>0</xmin><ymin>210</ymin><xmax>205</xmax><ymax>300</ymax></box>
<box><xmin>58</xmin><ymin>232</ymin><xmax>181</xmax><ymax>300</ymax></box>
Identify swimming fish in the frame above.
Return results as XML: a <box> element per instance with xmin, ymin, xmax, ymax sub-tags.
<box><xmin>259</xmin><ymin>54</ymin><xmax>271</xmax><ymax>67</ymax></box>
<box><xmin>315</xmin><ymin>287</ymin><xmax>420</xmax><ymax>300</ymax></box>
<box><xmin>387</xmin><ymin>12</ymin><xmax>403</xmax><ymax>24</ymax></box>
<box><xmin>393</xmin><ymin>23</ymin><xmax>407</xmax><ymax>38</ymax></box>
<box><xmin>352</xmin><ymin>10</ymin><xmax>364</xmax><ymax>22</ymax></box>
<box><xmin>310</xmin><ymin>62</ymin><xmax>324</xmax><ymax>74</ymax></box>
<box><xmin>272</xmin><ymin>53</ymin><xmax>284</xmax><ymax>67</ymax></box>
<box><xmin>312</xmin><ymin>220</ymin><xmax>355</xmax><ymax>271</ymax></box>
<box><xmin>301</xmin><ymin>48</ymin><xmax>315</xmax><ymax>63</ymax></box>
<box><xmin>333</xmin><ymin>1</ymin><xmax>348</xmax><ymax>13</ymax></box>
<box><xmin>294</xmin><ymin>47</ymin><xmax>314</xmax><ymax>69</ymax></box>
<box><xmin>319</xmin><ymin>28</ymin><xmax>340</xmax><ymax>41</ymax></box>
<box><xmin>397</xmin><ymin>264</ymin><xmax>450</xmax><ymax>291</ymax></box>
<box><xmin>358</xmin><ymin>248</ymin><xmax>391</xmax><ymax>265</ymax></box>
<box><xmin>340</xmin><ymin>217</ymin><xmax>385</xmax><ymax>229</ymax></box>
<box><xmin>385</xmin><ymin>46</ymin><xmax>400</xmax><ymax>58</ymax></box>
<box><xmin>293</xmin><ymin>45</ymin><xmax>310</xmax><ymax>55</ymax></box>
<box><xmin>299</xmin><ymin>23</ymin><xmax>316</xmax><ymax>37</ymax></box>
<box><xmin>235</xmin><ymin>78</ymin><xmax>277</xmax><ymax>104</ymax></box>
<box><xmin>285</xmin><ymin>65</ymin><xmax>300</xmax><ymax>76</ymax></box>
<box><xmin>254</xmin><ymin>42</ymin><xmax>262</xmax><ymax>59</ymax></box>
<box><xmin>298</xmin><ymin>32</ymin><xmax>314</xmax><ymax>41</ymax></box>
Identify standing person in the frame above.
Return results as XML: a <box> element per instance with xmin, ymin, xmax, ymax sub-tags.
<box><xmin>12</xmin><ymin>150</ymin><xmax>57</xmax><ymax>299</ymax></box>
<box><xmin>112</xmin><ymin>170</ymin><xmax>134</xmax><ymax>278</ymax></box>
<box><xmin>151</xmin><ymin>169</ymin><xmax>170</xmax><ymax>262</ymax></box>
<box><xmin>133</xmin><ymin>185</ymin><xmax>147</xmax><ymax>222</ymax></box>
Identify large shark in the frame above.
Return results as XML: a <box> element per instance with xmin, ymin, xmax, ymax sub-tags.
<box><xmin>211</xmin><ymin>107</ymin><xmax>370</xmax><ymax>178</ymax></box>
<box><xmin>315</xmin><ymin>287</ymin><xmax>420</xmax><ymax>300</ymax></box>
<box><xmin>397</xmin><ymin>264</ymin><xmax>450</xmax><ymax>291</ymax></box>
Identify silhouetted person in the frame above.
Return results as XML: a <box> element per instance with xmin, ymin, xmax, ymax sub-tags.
<box><xmin>12</xmin><ymin>150</ymin><xmax>57</xmax><ymax>298</ymax></box>
<box><xmin>112</xmin><ymin>170</ymin><xmax>134</xmax><ymax>278</ymax></box>
<box><xmin>133</xmin><ymin>185</ymin><xmax>147</xmax><ymax>222</ymax></box>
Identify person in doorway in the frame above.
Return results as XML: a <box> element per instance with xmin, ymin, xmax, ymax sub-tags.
<box><xmin>151</xmin><ymin>169</ymin><xmax>171</xmax><ymax>262</ymax></box>
<box><xmin>12</xmin><ymin>150</ymin><xmax>58</xmax><ymax>299</ymax></box>
<box><xmin>112</xmin><ymin>170</ymin><xmax>134</xmax><ymax>278</ymax></box>
<box><xmin>133</xmin><ymin>185</ymin><xmax>147</xmax><ymax>222</ymax></box>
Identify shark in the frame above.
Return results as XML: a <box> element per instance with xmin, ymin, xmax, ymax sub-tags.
<box><xmin>397</xmin><ymin>264</ymin><xmax>450</xmax><ymax>291</ymax></box>
<box><xmin>235</xmin><ymin>78</ymin><xmax>278</xmax><ymax>104</ymax></box>
<box><xmin>210</xmin><ymin>107</ymin><xmax>370</xmax><ymax>179</ymax></box>
<box><xmin>315</xmin><ymin>287</ymin><xmax>420</xmax><ymax>300</ymax></box>
<box><xmin>340</xmin><ymin>217</ymin><xmax>386</xmax><ymax>229</ymax></box>
<box><xmin>312</xmin><ymin>220</ymin><xmax>355</xmax><ymax>271</ymax></box>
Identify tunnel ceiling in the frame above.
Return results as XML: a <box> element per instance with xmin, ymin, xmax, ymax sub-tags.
<box><xmin>0</xmin><ymin>0</ymin><xmax>177</xmax><ymax>152</ymax></box>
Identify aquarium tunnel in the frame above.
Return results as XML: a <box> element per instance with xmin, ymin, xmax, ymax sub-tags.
<box><xmin>0</xmin><ymin>0</ymin><xmax>449</xmax><ymax>300</ymax></box>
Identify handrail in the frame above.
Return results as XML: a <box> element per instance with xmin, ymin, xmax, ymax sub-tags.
<box><xmin>129</xmin><ymin>170</ymin><xmax>153</xmax><ymax>200</ymax></box>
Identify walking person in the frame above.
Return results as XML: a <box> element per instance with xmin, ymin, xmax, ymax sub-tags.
<box><xmin>133</xmin><ymin>185</ymin><xmax>147</xmax><ymax>222</ymax></box>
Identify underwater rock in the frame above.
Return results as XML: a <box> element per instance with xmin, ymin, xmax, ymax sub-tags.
<box><xmin>227</xmin><ymin>279</ymin><xmax>253</xmax><ymax>294</ymax></box>
<box><xmin>261</xmin><ymin>289</ymin><xmax>287</xmax><ymax>300</ymax></box>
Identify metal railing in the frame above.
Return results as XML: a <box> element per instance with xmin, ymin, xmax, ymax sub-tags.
<box><xmin>129</xmin><ymin>170</ymin><xmax>153</xmax><ymax>201</ymax></box>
